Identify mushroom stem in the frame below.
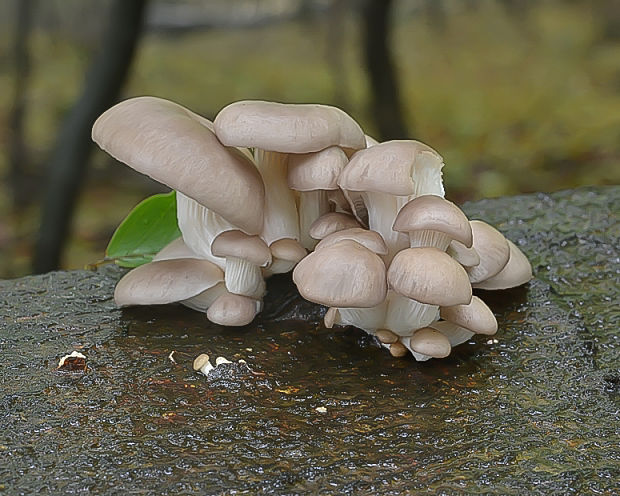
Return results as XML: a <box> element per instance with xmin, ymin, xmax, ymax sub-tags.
<box><xmin>224</xmin><ymin>256</ymin><xmax>266</xmax><ymax>299</ymax></box>
<box><xmin>383</xmin><ymin>291</ymin><xmax>439</xmax><ymax>336</ymax></box>
<box><xmin>362</xmin><ymin>191</ymin><xmax>409</xmax><ymax>264</ymax></box>
<box><xmin>254</xmin><ymin>149</ymin><xmax>300</xmax><ymax>246</ymax></box>
<box><xmin>298</xmin><ymin>190</ymin><xmax>330</xmax><ymax>250</ymax></box>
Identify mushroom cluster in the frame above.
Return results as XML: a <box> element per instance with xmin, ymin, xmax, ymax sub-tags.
<box><xmin>93</xmin><ymin>96</ymin><xmax>532</xmax><ymax>360</ymax></box>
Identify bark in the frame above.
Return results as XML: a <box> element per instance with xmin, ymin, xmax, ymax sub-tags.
<box><xmin>362</xmin><ymin>0</ymin><xmax>409</xmax><ymax>140</ymax></box>
<box><xmin>33</xmin><ymin>0</ymin><xmax>148</xmax><ymax>273</ymax></box>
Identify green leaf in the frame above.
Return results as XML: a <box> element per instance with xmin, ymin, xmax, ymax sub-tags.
<box><xmin>106</xmin><ymin>191</ymin><xmax>181</xmax><ymax>268</ymax></box>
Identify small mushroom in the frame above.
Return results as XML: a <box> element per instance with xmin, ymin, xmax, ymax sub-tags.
<box><xmin>473</xmin><ymin>239</ymin><xmax>532</xmax><ymax>290</ymax></box>
<box><xmin>392</xmin><ymin>195</ymin><xmax>472</xmax><ymax>251</ymax></box>
<box><xmin>211</xmin><ymin>230</ymin><xmax>271</xmax><ymax>299</ymax></box>
<box><xmin>403</xmin><ymin>327</ymin><xmax>452</xmax><ymax>360</ymax></box>
<box><xmin>207</xmin><ymin>292</ymin><xmax>261</xmax><ymax>326</ymax></box>
<box><xmin>314</xmin><ymin>227</ymin><xmax>388</xmax><ymax>255</ymax></box>
<box><xmin>308</xmin><ymin>212</ymin><xmax>361</xmax><ymax>241</ymax></box>
<box><xmin>467</xmin><ymin>220</ymin><xmax>510</xmax><ymax>284</ymax></box>
<box><xmin>262</xmin><ymin>238</ymin><xmax>307</xmax><ymax>277</ymax></box>
<box><xmin>432</xmin><ymin>295</ymin><xmax>498</xmax><ymax>346</ymax></box>
<box><xmin>447</xmin><ymin>239</ymin><xmax>480</xmax><ymax>268</ymax></box>
<box><xmin>193</xmin><ymin>354</ymin><xmax>214</xmax><ymax>376</ymax></box>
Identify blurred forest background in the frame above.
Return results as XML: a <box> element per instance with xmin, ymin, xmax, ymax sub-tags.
<box><xmin>0</xmin><ymin>0</ymin><xmax>619</xmax><ymax>279</ymax></box>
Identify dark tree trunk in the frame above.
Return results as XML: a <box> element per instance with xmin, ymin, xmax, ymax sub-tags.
<box><xmin>9</xmin><ymin>0</ymin><xmax>35</xmax><ymax>209</ymax></box>
<box><xmin>33</xmin><ymin>0</ymin><xmax>148</xmax><ymax>274</ymax></box>
<box><xmin>362</xmin><ymin>0</ymin><xmax>409</xmax><ymax>140</ymax></box>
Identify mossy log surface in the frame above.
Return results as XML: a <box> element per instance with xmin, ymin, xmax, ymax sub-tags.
<box><xmin>1</xmin><ymin>186</ymin><xmax>618</xmax><ymax>494</ymax></box>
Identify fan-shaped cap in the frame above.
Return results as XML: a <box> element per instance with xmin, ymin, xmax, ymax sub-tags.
<box><xmin>270</xmin><ymin>238</ymin><xmax>307</xmax><ymax>264</ymax></box>
<box><xmin>447</xmin><ymin>240</ymin><xmax>480</xmax><ymax>267</ymax></box>
<box><xmin>92</xmin><ymin>97</ymin><xmax>265</xmax><ymax>234</ymax></box>
<box><xmin>338</xmin><ymin>140</ymin><xmax>443</xmax><ymax>195</ymax></box>
<box><xmin>214</xmin><ymin>100</ymin><xmax>365</xmax><ymax>153</ymax></box>
<box><xmin>315</xmin><ymin>228</ymin><xmax>387</xmax><ymax>255</ymax></box>
<box><xmin>440</xmin><ymin>295</ymin><xmax>497</xmax><ymax>335</ymax></box>
<box><xmin>114</xmin><ymin>259</ymin><xmax>224</xmax><ymax>307</ymax></box>
<box><xmin>408</xmin><ymin>327</ymin><xmax>451</xmax><ymax>358</ymax></box>
<box><xmin>474</xmin><ymin>239</ymin><xmax>532</xmax><ymax>290</ymax></box>
<box><xmin>287</xmin><ymin>146</ymin><xmax>348</xmax><ymax>191</ymax></box>
<box><xmin>211</xmin><ymin>230</ymin><xmax>272</xmax><ymax>267</ymax></box>
<box><xmin>292</xmin><ymin>240</ymin><xmax>387</xmax><ymax>307</ymax></box>
<box><xmin>387</xmin><ymin>247</ymin><xmax>472</xmax><ymax>306</ymax></box>
<box><xmin>467</xmin><ymin>221</ymin><xmax>510</xmax><ymax>284</ymax></box>
<box><xmin>393</xmin><ymin>195</ymin><xmax>472</xmax><ymax>247</ymax></box>
<box><xmin>206</xmin><ymin>292</ymin><xmax>261</xmax><ymax>326</ymax></box>
<box><xmin>309</xmin><ymin>212</ymin><xmax>361</xmax><ymax>240</ymax></box>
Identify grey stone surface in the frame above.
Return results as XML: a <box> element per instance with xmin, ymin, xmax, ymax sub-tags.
<box><xmin>0</xmin><ymin>186</ymin><xmax>618</xmax><ymax>494</ymax></box>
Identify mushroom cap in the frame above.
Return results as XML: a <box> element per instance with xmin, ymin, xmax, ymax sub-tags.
<box><xmin>447</xmin><ymin>240</ymin><xmax>480</xmax><ymax>268</ymax></box>
<box><xmin>287</xmin><ymin>146</ymin><xmax>348</xmax><ymax>191</ymax></box>
<box><xmin>153</xmin><ymin>237</ymin><xmax>200</xmax><ymax>261</ymax></box>
<box><xmin>376</xmin><ymin>329</ymin><xmax>399</xmax><ymax>344</ymax></box>
<box><xmin>473</xmin><ymin>239</ymin><xmax>532</xmax><ymax>290</ymax></box>
<box><xmin>92</xmin><ymin>97</ymin><xmax>265</xmax><ymax>235</ymax></box>
<box><xmin>193</xmin><ymin>353</ymin><xmax>211</xmax><ymax>371</ymax></box>
<box><xmin>213</xmin><ymin>100</ymin><xmax>365</xmax><ymax>153</ymax></box>
<box><xmin>292</xmin><ymin>240</ymin><xmax>387</xmax><ymax>307</ymax></box>
<box><xmin>393</xmin><ymin>195</ymin><xmax>472</xmax><ymax>247</ymax></box>
<box><xmin>270</xmin><ymin>238</ymin><xmax>307</xmax><ymax>263</ymax></box>
<box><xmin>439</xmin><ymin>295</ymin><xmax>498</xmax><ymax>335</ymax></box>
<box><xmin>338</xmin><ymin>140</ymin><xmax>443</xmax><ymax>195</ymax></box>
<box><xmin>206</xmin><ymin>292</ymin><xmax>261</xmax><ymax>326</ymax></box>
<box><xmin>389</xmin><ymin>342</ymin><xmax>408</xmax><ymax>357</ymax></box>
<box><xmin>315</xmin><ymin>227</ymin><xmax>388</xmax><ymax>255</ymax></box>
<box><xmin>387</xmin><ymin>247</ymin><xmax>472</xmax><ymax>306</ymax></box>
<box><xmin>408</xmin><ymin>327</ymin><xmax>451</xmax><ymax>358</ymax></box>
<box><xmin>467</xmin><ymin>220</ymin><xmax>511</xmax><ymax>284</ymax></box>
<box><xmin>309</xmin><ymin>212</ymin><xmax>361</xmax><ymax>240</ymax></box>
<box><xmin>114</xmin><ymin>258</ymin><xmax>224</xmax><ymax>307</ymax></box>
<box><xmin>211</xmin><ymin>230</ymin><xmax>272</xmax><ymax>267</ymax></box>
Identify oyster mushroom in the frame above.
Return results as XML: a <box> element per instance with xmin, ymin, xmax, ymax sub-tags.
<box><xmin>473</xmin><ymin>239</ymin><xmax>532</xmax><ymax>290</ymax></box>
<box><xmin>467</xmin><ymin>220</ymin><xmax>510</xmax><ymax>284</ymax></box>
<box><xmin>262</xmin><ymin>238</ymin><xmax>307</xmax><ymax>278</ymax></box>
<box><xmin>207</xmin><ymin>292</ymin><xmax>262</xmax><ymax>326</ymax></box>
<box><xmin>432</xmin><ymin>295</ymin><xmax>498</xmax><ymax>346</ymax></box>
<box><xmin>392</xmin><ymin>195</ymin><xmax>472</xmax><ymax>251</ymax></box>
<box><xmin>308</xmin><ymin>212</ymin><xmax>361</xmax><ymax>241</ymax></box>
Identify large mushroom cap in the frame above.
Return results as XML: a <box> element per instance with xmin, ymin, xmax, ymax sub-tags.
<box><xmin>439</xmin><ymin>295</ymin><xmax>498</xmax><ymax>335</ymax></box>
<box><xmin>474</xmin><ymin>239</ymin><xmax>532</xmax><ymax>290</ymax></box>
<box><xmin>393</xmin><ymin>195</ymin><xmax>472</xmax><ymax>248</ymax></box>
<box><xmin>338</xmin><ymin>140</ymin><xmax>444</xmax><ymax>196</ymax></box>
<box><xmin>114</xmin><ymin>258</ymin><xmax>224</xmax><ymax>307</ymax></box>
<box><xmin>292</xmin><ymin>240</ymin><xmax>387</xmax><ymax>307</ymax></box>
<box><xmin>213</xmin><ymin>100</ymin><xmax>366</xmax><ymax>153</ymax></box>
<box><xmin>467</xmin><ymin>220</ymin><xmax>511</xmax><ymax>284</ymax></box>
<box><xmin>387</xmin><ymin>247</ymin><xmax>472</xmax><ymax>306</ymax></box>
<box><xmin>287</xmin><ymin>146</ymin><xmax>348</xmax><ymax>191</ymax></box>
<box><xmin>309</xmin><ymin>212</ymin><xmax>361</xmax><ymax>240</ymax></box>
<box><xmin>211</xmin><ymin>230</ymin><xmax>272</xmax><ymax>267</ymax></box>
<box><xmin>92</xmin><ymin>96</ymin><xmax>265</xmax><ymax>235</ymax></box>
<box><xmin>315</xmin><ymin>227</ymin><xmax>388</xmax><ymax>255</ymax></box>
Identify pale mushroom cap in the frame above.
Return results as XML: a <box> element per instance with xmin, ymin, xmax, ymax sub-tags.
<box><xmin>153</xmin><ymin>236</ymin><xmax>200</xmax><ymax>261</ymax></box>
<box><xmin>114</xmin><ymin>259</ymin><xmax>224</xmax><ymax>307</ymax></box>
<box><xmin>409</xmin><ymin>327</ymin><xmax>452</xmax><ymax>358</ymax></box>
<box><xmin>92</xmin><ymin>97</ymin><xmax>264</xmax><ymax>234</ymax></box>
<box><xmin>467</xmin><ymin>220</ymin><xmax>511</xmax><ymax>284</ymax></box>
<box><xmin>213</xmin><ymin>100</ymin><xmax>366</xmax><ymax>153</ymax></box>
<box><xmin>315</xmin><ymin>227</ymin><xmax>388</xmax><ymax>255</ymax></box>
<box><xmin>387</xmin><ymin>247</ymin><xmax>472</xmax><ymax>306</ymax></box>
<box><xmin>448</xmin><ymin>240</ymin><xmax>480</xmax><ymax>268</ymax></box>
<box><xmin>211</xmin><ymin>230</ymin><xmax>272</xmax><ymax>267</ymax></box>
<box><xmin>439</xmin><ymin>295</ymin><xmax>498</xmax><ymax>335</ymax></box>
<box><xmin>474</xmin><ymin>239</ymin><xmax>533</xmax><ymax>290</ymax></box>
<box><xmin>269</xmin><ymin>238</ymin><xmax>307</xmax><ymax>263</ymax></box>
<box><xmin>292</xmin><ymin>240</ymin><xmax>387</xmax><ymax>307</ymax></box>
<box><xmin>338</xmin><ymin>140</ymin><xmax>443</xmax><ymax>195</ymax></box>
<box><xmin>206</xmin><ymin>292</ymin><xmax>261</xmax><ymax>326</ymax></box>
<box><xmin>308</xmin><ymin>212</ymin><xmax>361</xmax><ymax>240</ymax></box>
<box><xmin>393</xmin><ymin>195</ymin><xmax>472</xmax><ymax>247</ymax></box>
<box><xmin>193</xmin><ymin>353</ymin><xmax>211</xmax><ymax>371</ymax></box>
<box><xmin>287</xmin><ymin>146</ymin><xmax>348</xmax><ymax>191</ymax></box>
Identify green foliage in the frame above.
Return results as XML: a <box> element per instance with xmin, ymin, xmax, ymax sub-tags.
<box><xmin>105</xmin><ymin>191</ymin><xmax>181</xmax><ymax>267</ymax></box>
